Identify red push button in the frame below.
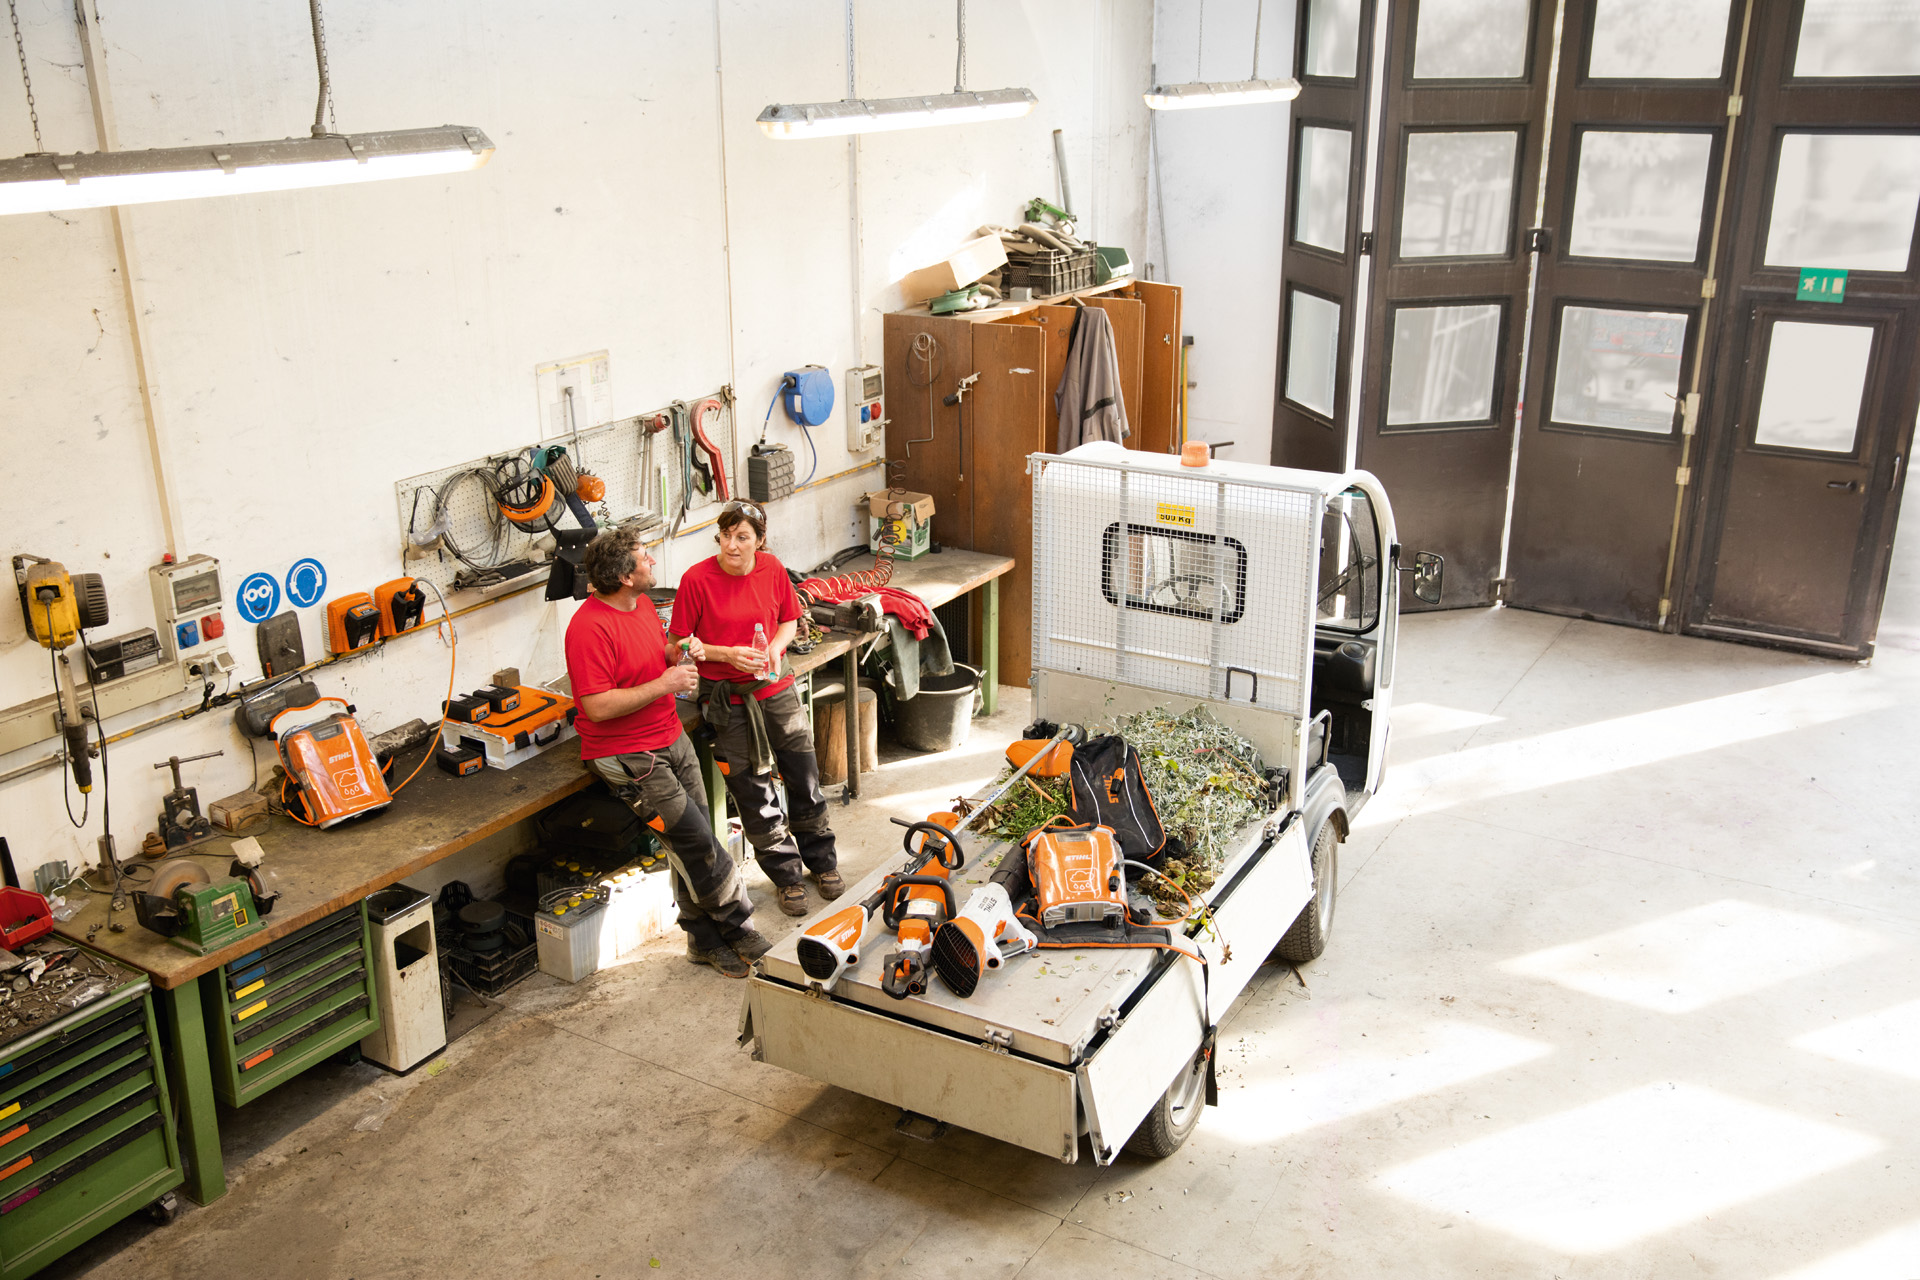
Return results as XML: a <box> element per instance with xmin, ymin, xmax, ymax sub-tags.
<box><xmin>201</xmin><ymin>613</ymin><xmax>225</xmax><ymax>640</ymax></box>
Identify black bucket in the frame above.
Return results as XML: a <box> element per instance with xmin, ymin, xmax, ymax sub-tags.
<box><xmin>891</xmin><ymin>664</ymin><xmax>982</xmax><ymax>753</ymax></box>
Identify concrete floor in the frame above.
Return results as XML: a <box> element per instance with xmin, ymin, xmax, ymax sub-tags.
<box><xmin>54</xmin><ymin>606</ymin><xmax>1920</xmax><ymax>1279</ymax></box>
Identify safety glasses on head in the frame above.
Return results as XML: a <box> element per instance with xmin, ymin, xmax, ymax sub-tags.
<box><xmin>722</xmin><ymin>499</ymin><xmax>766</xmax><ymax>523</ymax></box>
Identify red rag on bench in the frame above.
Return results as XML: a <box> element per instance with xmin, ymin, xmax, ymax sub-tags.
<box><xmin>798</xmin><ymin>580</ymin><xmax>936</xmax><ymax>641</ymax></box>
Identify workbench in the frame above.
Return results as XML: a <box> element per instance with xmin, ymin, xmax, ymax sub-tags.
<box><xmin>49</xmin><ymin>745</ymin><xmax>593</xmax><ymax>1206</ymax></box>
<box><xmin>44</xmin><ymin>547</ymin><xmax>1012</xmax><ymax>1207</ymax></box>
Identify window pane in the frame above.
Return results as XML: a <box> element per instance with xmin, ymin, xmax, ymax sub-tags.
<box><xmin>1413</xmin><ymin>0</ymin><xmax>1531</xmax><ymax>79</ymax></box>
<box><xmin>1589</xmin><ymin>0</ymin><xmax>1730</xmax><ymax>79</ymax></box>
<box><xmin>1296</xmin><ymin>127</ymin><xmax>1353</xmax><ymax>253</ymax></box>
<box><xmin>1305</xmin><ymin>0</ymin><xmax>1364</xmax><ymax>78</ymax></box>
<box><xmin>1795</xmin><ymin>0</ymin><xmax>1920</xmax><ymax>77</ymax></box>
<box><xmin>1400</xmin><ymin>131</ymin><xmax>1518</xmax><ymax>258</ymax></box>
<box><xmin>1318</xmin><ymin>491</ymin><xmax>1380</xmax><ymax>631</ymax></box>
<box><xmin>1286</xmin><ymin>291</ymin><xmax>1342</xmax><ymax>419</ymax></box>
<box><xmin>1752</xmin><ymin>322</ymin><xmax>1873</xmax><ymax>452</ymax></box>
<box><xmin>1567</xmin><ymin>131</ymin><xmax>1715</xmax><ymax>261</ymax></box>
<box><xmin>1764</xmin><ymin>133</ymin><xmax>1920</xmax><ymax>272</ymax></box>
<box><xmin>1551</xmin><ymin>307</ymin><xmax>1687</xmax><ymax>434</ymax></box>
<box><xmin>1386</xmin><ymin>304</ymin><xmax>1503</xmax><ymax>426</ymax></box>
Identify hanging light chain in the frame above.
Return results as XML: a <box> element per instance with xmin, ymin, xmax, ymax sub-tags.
<box><xmin>1252</xmin><ymin>0</ymin><xmax>1264</xmax><ymax>79</ymax></box>
<box><xmin>954</xmin><ymin>0</ymin><xmax>967</xmax><ymax>94</ymax></box>
<box><xmin>1196</xmin><ymin>0</ymin><xmax>1206</xmax><ymax>81</ymax></box>
<box><xmin>308</xmin><ymin>0</ymin><xmax>336</xmax><ymax>136</ymax></box>
<box><xmin>7</xmin><ymin>0</ymin><xmax>42</xmax><ymax>153</ymax></box>
<box><xmin>845</xmin><ymin>0</ymin><xmax>855</xmax><ymax>99</ymax></box>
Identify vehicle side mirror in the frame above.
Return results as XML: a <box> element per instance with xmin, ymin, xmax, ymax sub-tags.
<box><xmin>1403</xmin><ymin>551</ymin><xmax>1444</xmax><ymax>605</ymax></box>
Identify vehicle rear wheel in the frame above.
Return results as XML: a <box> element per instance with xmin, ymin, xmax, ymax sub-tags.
<box><xmin>1274</xmin><ymin>820</ymin><xmax>1339</xmax><ymax>963</ymax></box>
<box><xmin>1123</xmin><ymin>1047</ymin><xmax>1208</xmax><ymax>1158</ymax></box>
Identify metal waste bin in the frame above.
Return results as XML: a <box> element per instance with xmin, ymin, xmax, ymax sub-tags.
<box><xmin>359</xmin><ymin>884</ymin><xmax>445</xmax><ymax>1072</ymax></box>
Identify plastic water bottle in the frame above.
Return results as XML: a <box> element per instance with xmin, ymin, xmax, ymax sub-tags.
<box><xmin>674</xmin><ymin>636</ymin><xmax>696</xmax><ymax>699</ymax></box>
<box><xmin>751</xmin><ymin>622</ymin><xmax>768</xmax><ymax>658</ymax></box>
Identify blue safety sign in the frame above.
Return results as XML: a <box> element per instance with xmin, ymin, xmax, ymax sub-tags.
<box><xmin>285</xmin><ymin>558</ymin><xmax>328</xmax><ymax>608</ymax></box>
<box><xmin>235</xmin><ymin>572</ymin><xmax>280</xmax><ymax>624</ymax></box>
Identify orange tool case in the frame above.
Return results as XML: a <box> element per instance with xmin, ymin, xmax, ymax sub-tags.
<box><xmin>437</xmin><ymin>685</ymin><xmax>576</xmax><ymax>770</ymax></box>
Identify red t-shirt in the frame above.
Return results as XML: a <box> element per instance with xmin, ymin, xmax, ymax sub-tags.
<box><xmin>669</xmin><ymin>553</ymin><xmax>802</xmax><ymax>700</ymax></box>
<box><xmin>564</xmin><ymin>595</ymin><xmax>684</xmax><ymax>758</ymax></box>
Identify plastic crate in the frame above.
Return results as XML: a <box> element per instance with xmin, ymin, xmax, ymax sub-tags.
<box><xmin>0</xmin><ymin>890</ymin><xmax>54</xmax><ymax>952</ymax></box>
<box><xmin>1001</xmin><ymin>249</ymin><xmax>1097</xmax><ymax>297</ymax></box>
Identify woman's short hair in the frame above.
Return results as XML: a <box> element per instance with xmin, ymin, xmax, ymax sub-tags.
<box><xmin>716</xmin><ymin>499</ymin><xmax>768</xmax><ymax>545</ymax></box>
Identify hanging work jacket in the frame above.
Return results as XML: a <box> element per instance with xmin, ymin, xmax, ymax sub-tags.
<box><xmin>1054</xmin><ymin>305</ymin><xmax>1130</xmax><ymax>453</ymax></box>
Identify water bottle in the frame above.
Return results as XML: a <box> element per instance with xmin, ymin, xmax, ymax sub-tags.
<box><xmin>674</xmin><ymin>636</ymin><xmax>696</xmax><ymax>699</ymax></box>
<box><xmin>751</xmin><ymin>623</ymin><xmax>768</xmax><ymax>658</ymax></box>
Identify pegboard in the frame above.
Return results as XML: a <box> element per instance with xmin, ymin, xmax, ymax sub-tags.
<box><xmin>394</xmin><ymin>389</ymin><xmax>738</xmax><ymax>594</ymax></box>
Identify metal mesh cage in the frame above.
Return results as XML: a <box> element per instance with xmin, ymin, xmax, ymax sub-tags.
<box><xmin>1030</xmin><ymin>447</ymin><xmax>1321</xmax><ymax>723</ymax></box>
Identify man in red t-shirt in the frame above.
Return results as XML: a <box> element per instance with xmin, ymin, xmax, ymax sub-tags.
<box><xmin>671</xmin><ymin>500</ymin><xmax>842</xmax><ymax>918</ymax></box>
<box><xmin>565</xmin><ymin>527</ymin><xmax>764</xmax><ymax>978</ymax></box>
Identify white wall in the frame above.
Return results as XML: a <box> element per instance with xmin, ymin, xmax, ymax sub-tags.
<box><xmin>1149</xmin><ymin>0</ymin><xmax>1294</xmax><ymax>464</ymax></box>
<box><xmin>0</xmin><ymin>0</ymin><xmax>1151</xmax><ymax>885</ymax></box>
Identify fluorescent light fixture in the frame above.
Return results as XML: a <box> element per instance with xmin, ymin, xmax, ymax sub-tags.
<box><xmin>0</xmin><ymin>126</ymin><xmax>494</xmax><ymax>216</ymax></box>
<box><xmin>1143</xmin><ymin>78</ymin><xmax>1301</xmax><ymax>110</ymax></box>
<box><xmin>758</xmin><ymin>88</ymin><xmax>1036</xmax><ymax>140</ymax></box>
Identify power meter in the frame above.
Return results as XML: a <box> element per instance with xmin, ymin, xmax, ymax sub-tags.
<box><xmin>151</xmin><ymin>554</ymin><xmax>233</xmax><ymax>676</ymax></box>
<box><xmin>847</xmin><ymin>364</ymin><xmax>885</xmax><ymax>453</ymax></box>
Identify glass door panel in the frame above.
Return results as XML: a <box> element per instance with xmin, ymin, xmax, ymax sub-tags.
<box><xmin>1566</xmin><ymin>130</ymin><xmax>1717</xmax><ymax>261</ymax></box>
<box><xmin>1285</xmin><ymin>290</ymin><xmax>1343</xmax><ymax>420</ymax></box>
<box><xmin>1749</xmin><ymin>321</ymin><xmax>1874</xmax><ymax>453</ymax></box>
<box><xmin>1793</xmin><ymin>1</ymin><xmax>1920</xmax><ymax>78</ymax></box>
<box><xmin>1412</xmin><ymin>0</ymin><xmax>1534</xmax><ymax>80</ymax></box>
<box><xmin>1295</xmin><ymin>125</ymin><xmax>1355</xmax><ymax>253</ymax></box>
<box><xmin>1399</xmin><ymin>131</ymin><xmax>1521</xmax><ymax>258</ymax></box>
<box><xmin>1587</xmin><ymin>0</ymin><xmax>1731</xmax><ymax>80</ymax></box>
<box><xmin>1385</xmin><ymin>303</ymin><xmax>1505</xmax><ymax>427</ymax></box>
<box><xmin>1762</xmin><ymin>132</ymin><xmax>1920</xmax><ymax>272</ymax></box>
<box><xmin>1304</xmin><ymin>0</ymin><xmax>1365</xmax><ymax>78</ymax></box>
<box><xmin>1547</xmin><ymin>306</ymin><xmax>1688</xmax><ymax>434</ymax></box>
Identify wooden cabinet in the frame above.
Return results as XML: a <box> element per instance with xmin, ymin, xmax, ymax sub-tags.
<box><xmin>882</xmin><ymin>280</ymin><xmax>1183</xmax><ymax>686</ymax></box>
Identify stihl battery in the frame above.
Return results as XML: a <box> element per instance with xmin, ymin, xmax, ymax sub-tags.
<box><xmin>444</xmin><ymin>694</ymin><xmax>489</xmax><ymax>723</ymax></box>
<box><xmin>436</xmin><ymin>742</ymin><xmax>484</xmax><ymax>776</ymax></box>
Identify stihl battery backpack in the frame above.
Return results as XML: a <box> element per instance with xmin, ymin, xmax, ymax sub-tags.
<box><xmin>1065</xmin><ymin>735</ymin><xmax>1172</xmax><ymax>870</ymax></box>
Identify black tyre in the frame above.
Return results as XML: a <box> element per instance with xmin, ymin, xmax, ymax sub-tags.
<box><xmin>1123</xmin><ymin>1048</ymin><xmax>1207</xmax><ymax>1158</ymax></box>
<box><xmin>1274</xmin><ymin>820</ymin><xmax>1339</xmax><ymax>963</ymax></box>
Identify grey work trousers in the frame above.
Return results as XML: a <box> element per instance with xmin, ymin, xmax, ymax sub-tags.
<box><xmin>706</xmin><ymin>684</ymin><xmax>838</xmax><ymax>889</ymax></box>
<box><xmin>586</xmin><ymin>733</ymin><xmax>754</xmax><ymax>951</ymax></box>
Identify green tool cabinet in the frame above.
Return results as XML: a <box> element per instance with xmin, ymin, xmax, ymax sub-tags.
<box><xmin>203</xmin><ymin>901</ymin><xmax>379</xmax><ymax>1107</ymax></box>
<box><xmin>0</xmin><ymin>975</ymin><xmax>182</xmax><ymax>1279</ymax></box>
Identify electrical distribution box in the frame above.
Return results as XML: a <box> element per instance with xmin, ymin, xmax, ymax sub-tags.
<box><xmin>149</xmin><ymin>554</ymin><xmax>232</xmax><ymax>675</ymax></box>
<box><xmin>847</xmin><ymin>364</ymin><xmax>885</xmax><ymax>453</ymax></box>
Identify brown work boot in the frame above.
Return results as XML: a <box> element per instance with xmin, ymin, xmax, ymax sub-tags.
<box><xmin>776</xmin><ymin>884</ymin><xmax>809</xmax><ymax>916</ymax></box>
<box><xmin>812</xmin><ymin>869</ymin><xmax>846</xmax><ymax>901</ymax></box>
<box><xmin>686</xmin><ymin>940</ymin><xmax>750</xmax><ymax>979</ymax></box>
<box><xmin>731</xmin><ymin>928</ymin><xmax>773</xmax><ymax>961</ymax></box>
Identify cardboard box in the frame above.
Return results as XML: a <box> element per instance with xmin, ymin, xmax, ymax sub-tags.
<box><xmin>900</xmin><ymin>235</ymin><xmax>1008</xmax><ymax>303</ymax></box>
<box><xmin>865</xmin><ymin>491</ymin><xmax>936</xmax><ymax>560</ymax></box>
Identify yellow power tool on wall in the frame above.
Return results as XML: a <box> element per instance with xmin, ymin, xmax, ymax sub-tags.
<box><xmin>13</xmin><ymin>554</ymin><xmax>109</xmax><ymax>793</ymax></box>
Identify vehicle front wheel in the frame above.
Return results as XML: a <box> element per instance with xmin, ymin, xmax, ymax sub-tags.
<box><xmin>1274</xmin><ymin>819</ymin><xmax>1339</xmax><ymax>963</ymax></box>
<box><xmin>1123</xmin><ymin>1046</ymin><xmax>1208</xmax><ymax>1158</ymax></box>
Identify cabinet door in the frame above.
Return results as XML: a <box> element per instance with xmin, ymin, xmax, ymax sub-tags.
<box><xmin>1087</xmin><ymin>294</ymin><xmax>1146</xmax><ymax>440</ymax></box>
<box><xmin>883</xmin><ymin>313</ymin><xmax>974</xmax><ymax>551</ymax></box>
<box><xmin>1130</xmin><ymin>281</ymin><xmax>1184</xmax><ymax>454</ymax></box>
<box><xmin>971</xmin><ymin>323</ymin><xmax>1049</xmax><ymax>685</ymax></box>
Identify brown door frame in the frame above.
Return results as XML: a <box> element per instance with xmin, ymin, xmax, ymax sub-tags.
<box><xmin>1353</xmin><ymin>0</ymin><xmax>1557</xmax><ymax>609</ymax></box>
<box><xmin>1271</xmin><ymin>0</ymin><xmax>1378</xmax><ymax>474</ymax></box>
<box><xmin>1505</xmin><ymin>0</ymin><xmax>1744</xmax><ymax>626</ymax></box>
<box><xmin>1680</xmin><ymin>0</ymin><xmax>1920</xmax><ymax>656</ymax></box>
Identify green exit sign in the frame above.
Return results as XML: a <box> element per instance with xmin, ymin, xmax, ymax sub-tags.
<box><xmin>1797</xmin><ymin>268</ymin><xmax>1848</xmax><ymax>303</ymax></box>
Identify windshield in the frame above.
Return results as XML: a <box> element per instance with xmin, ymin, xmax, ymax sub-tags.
<box><xmin>1317</xmin><ymin>487</ymin><xmax>1381</xmax><ymax>634</ymax></box>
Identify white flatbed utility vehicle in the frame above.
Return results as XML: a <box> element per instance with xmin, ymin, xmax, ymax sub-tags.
<box><xmin>741</xmin><ymin>441</ymin><xmax>1440</xmax><ymax>1163</ymax></box>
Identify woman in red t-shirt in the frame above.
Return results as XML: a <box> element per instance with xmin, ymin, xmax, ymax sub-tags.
<box><xmin>670</xmin><ymin>500</ymin><xmax>843</xmax><ymax>916</ymax></box>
